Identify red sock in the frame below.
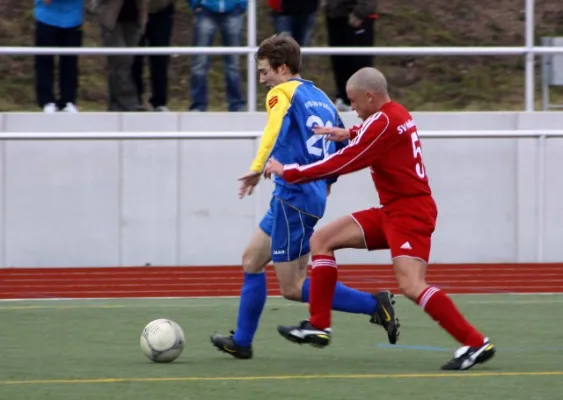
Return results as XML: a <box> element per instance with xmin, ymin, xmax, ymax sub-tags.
<box><xmin>417</xmin><ymin>287</ymin><xmax>485</xmax><ymax>347</ymax></box>
<box><xmin>309</xmin><ymin>255</ymin><xmax>338</xmax><ymax>330</ymax></box>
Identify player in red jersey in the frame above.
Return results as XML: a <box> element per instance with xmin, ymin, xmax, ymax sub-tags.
<box><xmin>264</xmin><ymin>67</ymin><xmax>496</xmax><ymax>371</ymax></box>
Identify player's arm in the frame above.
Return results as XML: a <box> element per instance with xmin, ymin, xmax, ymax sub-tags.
<box><xmin>312</xmin><ymin>125</ymin><xmax>358</xmax><ymax>142</ymax></box>
<box><xmin>281</xmin><ymin>112</ymin><xmax>390</xmax><ymax>184</ymax></box>
<box><xmin>322</xmin><ymin>117</ymin><xmax>350</xmax><ymax>190</ymax></box>
<box><xmin>249</xmin><ymin>89</ymin><xmax>290</xmax><ymax>174</ymax></box>
<box><xmin>352</xmin><ymin>0</ymin><xmax>376</xmax><ymax>20</ymax></box>
<box><xmin>323</xmin><ymin>138</ymin><xmax>349</xmax><ymax>186</ymax></box>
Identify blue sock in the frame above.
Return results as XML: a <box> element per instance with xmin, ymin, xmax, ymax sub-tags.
<box><xmin>233</xmin><ymin>272</ymin><xmax>267</xmax><ymax>348</ymax></box>
<box><xmin>301</xmin><ymin>277</ymin><xmax>377</xmax><ymax>315</ymax></box>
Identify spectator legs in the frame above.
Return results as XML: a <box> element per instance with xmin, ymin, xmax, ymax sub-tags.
<box><xmin>326</xmin><ymin>16</ymin><xmax>375</xmax><ymax>109</ymax></box>
<box><xmin>272</xmin><ymin>12</ymin><xmax>317</xmax><ymax>47</ymax></box>
<box><xmin>132</xmin><ymin>4</ymin><xmax>174</xmax><ymax>110</ymax></box>
<box><xmin>131</xmin><ymin>34</ymin><xmax>147</xmax><ymax>106</ymax></box>
<box><xmin>34</xmin><ymin>20</ymin><xmax>82</xmax><ymax>112</ymax></box>
<box><xmin>189</xmin><ymin>10</ymin><xmax>217</xmax><ymax>112</ymax></box>
<box><xmin>58</xmin><ymin>25</ymin><xmax>82</xmax><ymax>111</ymax></box>
<box><xmin>103</xmin><ymin>22</ymin><xmax>143</xmax><ymax>111</ymax></box>
<box><xmin>220</xmin><ymin>11</ymin><xmax>245</xmax><ymax>112</ymax></box>
<box><xmin>34</xmin><ymin>21</ymin><xmax>58</xmax><ymax>110</ymax></box>
<box><xmin>190</xmin><ymin>9</ymin><xmax>245</xmax><ymax>112</ymax></box>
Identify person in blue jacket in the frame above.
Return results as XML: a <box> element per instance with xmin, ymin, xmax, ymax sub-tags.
<box><xmin>187</xmin><ymin>0</ymin><xmax>247</xmax><ymax>112</ymax></box>
<box><xmin>34</xmin><ymin>0</ymin><xmax>84</xmax><ymax>113</ymax></box>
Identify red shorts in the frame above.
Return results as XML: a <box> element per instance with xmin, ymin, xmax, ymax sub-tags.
<box><xmin>350</xmin><ymin>196</ymin><xmax>438</xmax><ymax>263</ymax></box>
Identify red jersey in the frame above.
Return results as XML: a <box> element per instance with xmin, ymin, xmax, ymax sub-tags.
<box><xmin>282</xmin><ymin>101</ymin><xmax>433</xmax><ymax>207</ymax></box>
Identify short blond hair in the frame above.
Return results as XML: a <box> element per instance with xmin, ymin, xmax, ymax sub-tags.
<box><xmin>347</xmin><ymin>67</ymin><xmax>388</xmax><ymax>94</ymax></box>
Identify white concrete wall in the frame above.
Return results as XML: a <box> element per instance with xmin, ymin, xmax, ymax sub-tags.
<box><xmin>0</xmin><ymin>111</ymin><xmax>560</xmax><ymax>267</ymax></box>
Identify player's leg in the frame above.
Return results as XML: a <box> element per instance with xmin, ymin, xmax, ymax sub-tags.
<box><xmin>273</xmin><ymin>253</ymin><xmax>309</xmax><ymax>301</ymax></box>
<box><xmin>387</xmin><ymin>221</ymin><xmax>495</xmax><ymax>370</ymax></box>
<box><xmin>268</xmin><ymin>203</ymin><xmax>383</xmax><ymax>319</ymax></box>
<box><xmin>278</xmin><ymin>209</ymin><xmax>400</xmax><ymax>347</ymax></box>
<box><xmin>288</xmin><ymin>211</ymin><xmax>389</xmax><ymax>319</ymax></box>
<box><xmin>274</xmin><ymin>244</ymin><xmax>381</xmax><ymax>318</ymax></box>
<box><xmin>308</xmin><ymin>210</ymin><xmax>399</xmax><ymax>344</ymax></box>
<box><xmin>209</xmin><ymin>215</ymin><xmax>272</xmax><ymax>359</ymax></box>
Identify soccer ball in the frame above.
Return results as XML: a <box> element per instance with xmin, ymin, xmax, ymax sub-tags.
<box><xmin>140</xmin><ymin>318</ymin><xmax>185</xmax><ymax>363</ymax></box>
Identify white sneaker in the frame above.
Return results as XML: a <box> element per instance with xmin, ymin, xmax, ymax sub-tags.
<box><xmin>43</xmin><ymin>103</ymin><xmax>57</xmax><ymax>114</ymax></box>
<box><xmin>62</xmin><ymin>103</ymin><xmax>79</xmax><ymax>113</ymax></box>
<box><xmin>441</xmin><ymin>338</ymin><xmax>496</xmax><ymax>370</ymax></box>
<box><xmin>154</xmin><ymin>105</ymin><xmax>169</xmax><ymax>112</ymax></box>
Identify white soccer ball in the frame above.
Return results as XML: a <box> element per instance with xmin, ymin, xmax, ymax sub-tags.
<box><xmin>140</xmin><ymin>318</ymin><xmax>185</xmax><ymax>363</ymax></box>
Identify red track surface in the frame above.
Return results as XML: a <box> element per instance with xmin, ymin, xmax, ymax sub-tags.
<box><xmin>0</xmin><ymin>263</ymin><xmax>562</xmax><ymax>299</ymax></box>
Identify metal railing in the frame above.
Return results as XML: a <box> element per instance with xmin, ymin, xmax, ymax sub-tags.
<box><xmin>0</xmin><ymin>128</ymin><xmax>560</xmax><ymax>263</ymax></box>
<box><xmin>0</xmin><ymin>0</ymin><xmax>549</xmax><ymax>112</ymax></box>
<box><xmin>0</xmin><ymin>130</ymin><xmax>561</xmax><ymax>140</ymax></box>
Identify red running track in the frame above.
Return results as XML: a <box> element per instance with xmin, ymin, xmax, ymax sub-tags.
<box><xmin>0</xmin><ymin>263</ymin><xmax>562</xmax><ymax>299</ymax></box>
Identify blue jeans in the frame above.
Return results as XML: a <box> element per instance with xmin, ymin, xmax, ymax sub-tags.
<box><xmin>190</xmin><ymin>8</ymin><xmax>246</xmax><ymax>112</ymax></box>
<box><xmin>271</xmin><ymin>12</ymin><xmax>316</xmax><ymax>47</ymax></box>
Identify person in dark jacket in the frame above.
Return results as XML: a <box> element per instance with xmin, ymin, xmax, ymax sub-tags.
<box><xmin>131</xmin><ymin>0</ymin><xmax>175</xmax><ymax>111</ymax></box>
<box><xmin>34</xmin><ymin>0</ymin><xmax>85</xmax><ymax>113</ymax></box>
<box><xmin>324</xmin><ymin>0</ymin><xmax>377</xmax><ymax>111</ymax></box>
<box><xmin>96</xmin><ymin>0</ymin><xmax>149</xmax><ymax>111</ymax></box>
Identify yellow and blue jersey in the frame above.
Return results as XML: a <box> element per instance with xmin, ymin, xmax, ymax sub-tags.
<box><xmin>250</xmin><ymin>78</ymin><xmax>347</xmax><ymax>218</ymax></box>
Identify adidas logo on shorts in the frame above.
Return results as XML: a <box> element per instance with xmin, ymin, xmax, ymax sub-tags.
<box><xmin>400</xmin><ymin>242</ymin><xmax>412</xmax><ymax>250</ymax></box>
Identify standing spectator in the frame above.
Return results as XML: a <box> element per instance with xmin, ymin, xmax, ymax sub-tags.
<box><xmin>132</xmin><ymin>0</ymin><xmax>175</xmax><ymax>112</ymax></box>
<box><xmin>325</xmin><ymin>0</ymin><xmax>376</xmax><ymax>111</ymax></box>
<box><xmin>188</xmin><ymin>0</ymin><xmax>246</xmax><ymax>112</ymax></box>
<box><xmin>268</xmin><ymin>0</ymin><xmax>319</xmax><ymax>47</ymax></box>
<box><xmin>34</xmin><ymin>0</ymin><xmax>84</xmax><ymax>113</ymax></box>
<box><xmin>97</xmin><ymin>0</ymin><xmax>149</xmax><ymax>111</ymax></box>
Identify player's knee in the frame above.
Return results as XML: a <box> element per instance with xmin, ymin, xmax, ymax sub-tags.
<box><xmin>397</xmin><ymin>283</ymin><xmax>417</xmax><ymax>301</ymax></box>
<box><xmin>310</xmin><ymin>230</ymin><xmax>332</xmax><ymax>254</ymax></box>
<box><xmin>396</xmin><ymin>277</ymin><xmax>425</xmax><ymax>301</ymax></box>
<box><xmin>278</xmin><ymin>283</ymin><xmax>302</xmax><ymax>301</ymax></box>
<box><xmin>394</xmin><ymin>257</ymin><xmax>428</xmax><ymax>301</ymax></box>
<box><xmin>241</xmin><ymin>250</ymin><xmax>265</xmax><ymax>274</ymax></box>
<box><xmin>395</xmin><ymin>271</ymin><xmax>421</xmax><ymax>300</ymax></box>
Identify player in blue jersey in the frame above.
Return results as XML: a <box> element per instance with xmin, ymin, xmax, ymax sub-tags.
<box><xmin>210</xmin><ymin>34</ymin><xmax>400</xmax><ymax>359</ymax></box>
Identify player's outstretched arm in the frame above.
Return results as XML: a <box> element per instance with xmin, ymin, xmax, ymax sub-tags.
<box><xmin>312</xmin><ymin>127</ymin><xmax>350</xmax><ymax>142</ymax></box>
<box><xmin>313</xmin><ymin>125</ymin><xmax>363</xmax><ymax>142</ymax></box>
<box><xmin>266</xmin><ymin>113</ymin><xmax>389</xmax><ymax>184</ymax></box>
<box><xmin>265</xmin><ymin>136</ymin><xmax>371</xmax><ymax>184</ymax></box>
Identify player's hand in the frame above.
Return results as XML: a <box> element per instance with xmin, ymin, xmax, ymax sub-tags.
<box><xmin>264</xmin><ymin>158</ymin><xmax>284</xmax><ymax>178</ymax></box>
<box><xmin>238</xmin><ymin>171</ymin><xmax>261</xmax><ymax>199</ymax></box>
<box><xmin>313</xmin><ymin>127</ymin><xmax>350</xmax><ymax>142</ymax></box>
<box><xmin>348</xmin><ymin>13</ymin><xmax>363</xmax><ymax>28</ymax></box>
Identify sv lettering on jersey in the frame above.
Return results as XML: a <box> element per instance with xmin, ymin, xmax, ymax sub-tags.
<box><xmin>397</xmin><ymin>119</ymin><xmax>416</xmax><ymax>135</ymax></box>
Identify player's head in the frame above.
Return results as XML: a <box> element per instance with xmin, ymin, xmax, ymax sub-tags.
<box><xmin>256</xmin><ymin>34</ymin><xmax>302</xmax><ymax>89</ymax></box>
<box><xmin>346</xmin><ymin>67</ymin><xmax>391</xmax><ymax>120</ymax></box>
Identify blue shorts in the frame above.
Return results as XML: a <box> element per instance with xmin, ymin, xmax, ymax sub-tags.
<box><xmin>259</xmin><ymin>197</ymin><xmax>320</xmax><ymax>263</ymax></box>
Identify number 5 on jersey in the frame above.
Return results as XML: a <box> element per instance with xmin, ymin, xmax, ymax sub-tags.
<box><xmin>410</xmin><ymin>131</ymin><xmax>426</xmax><ymax>179</ymax></box>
